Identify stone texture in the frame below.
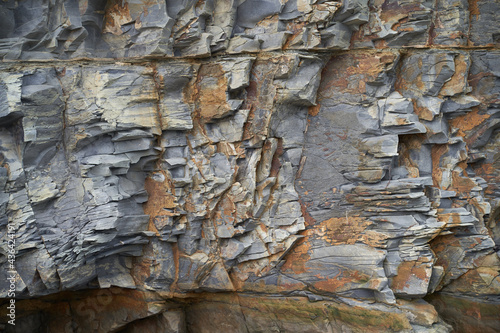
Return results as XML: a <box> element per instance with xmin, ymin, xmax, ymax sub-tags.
<box><xmin>1</xmin><ymin>0</ymin><xmax>499</xmax><ymax>332</ymax></box>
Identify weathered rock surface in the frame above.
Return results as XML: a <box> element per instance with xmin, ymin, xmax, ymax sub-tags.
<box><xmin>0</xmin><ymin>0</ymin><xmax>499</xmax><ymax>332</ymax></box>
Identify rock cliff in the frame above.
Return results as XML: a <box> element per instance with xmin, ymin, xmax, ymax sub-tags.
<box><xmin>0</xmin><ymin>0</ymin><xmax>499</xmax><ymax>332</ymax></box>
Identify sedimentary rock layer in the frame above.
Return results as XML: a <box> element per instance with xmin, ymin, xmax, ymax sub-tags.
<box><xmin>0</xmin><ymin>0</ymin><xmax>499</xmax><ymax>332</ymax></box>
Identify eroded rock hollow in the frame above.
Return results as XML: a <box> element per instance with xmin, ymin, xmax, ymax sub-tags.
<box><xmin>0</xmin><ymin>0</ymin><xmax>499</xmax><ymax>332</ymax></box>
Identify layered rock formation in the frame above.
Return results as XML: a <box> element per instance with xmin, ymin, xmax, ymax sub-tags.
<box><xmin>0</xmin><ymin>0</ymin><xmax>499</xmax><ymax>332</ymax></box>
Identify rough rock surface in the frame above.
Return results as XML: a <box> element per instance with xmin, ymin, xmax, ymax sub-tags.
<box><xmin>0</xmin><ymin>0</ymin><xmax>499</xmax><ymax>332</ymax></box>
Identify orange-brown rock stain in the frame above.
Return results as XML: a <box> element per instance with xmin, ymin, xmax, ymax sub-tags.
<box><xmin>398</xmin><ymin>134</ymin><xmax>426</xmax><ymax>178</ymax></box>
<box><xmin>413</xmin><ymin>99</ymin><xmax>435</xmax><ymax>121</ymax></box>
<box><xmin>390</xmin><ymin>260</ymin><xmax>430</xmax><ymax>292</ymax></box>
<box><xmin>391</xmin><ymin>17</ymin><xmax>409</xmax><ymax>31</ymax></box>
<box><xmin>440</xmin><ymin>54</ymin><xmax>468</xmax><ymax>96</ymax></box>
<box><xmin>450</xmin><ymin>170</ymin><xmax>478</xmax><ymax>195</ymax></box>
<box><xmin>139</xmin><ymin>0</ymin><xmax>159</xmax><ymax>17</ymax></box>
<box><xmin>103</xmin><ymin>0</ymin><xmax>133</xmax><ymax>35</ymax></box>
<box><xmin>131</xmin><ymin>245</ymin><xmax>154</xmax><ymax>287</ymax></box>
<box><xmin>308</xmin><ymin>103</ymin><xmax>321</xmax><ymax>116</ymax></box>
<box><xmin>359</xmin><ymin>231</ymin><xmax>389</xmax><ymax>248</ymax></box>
<box><xmin>431</xmin><ymin>144</ymin><xmax>449</xmax><ymax>188</ymax></box>
<box><xmin>467</xmin><ymin>0</ymin><xmax>481</xmax><ymax>20</ymax></box>
<box><xmin>134</xmin><ymin>171</ymin><xmax>178</xmax><ymax>287</ymax></box>
<box><xmin>269</xmin><ymin>139</ymin><xmax>283</xmax><ymax>178</ymax></box>
<box><xmin>430</xmin><ymin>234</ymin><xmax>461</xmax><ymax>289</ymax></box>
<box><xmin>313</xmin><ymin>269</ymin><xmax>371</xmax><ymax>293</ymax></box>
<box><xmin>212</xmin><ymin>195</ymin><xmax>236</xmax><ymax>227</ymax></box>
<box><xmin>245</xmin><ymin>58</ymin><xmax>279</xmax><ymax>109</ymax></box>
<box><xmin>431</xmin><ymin>234</ymin><xmax>460</xmax><ymax>257</ymax></box>
<box><xmin>318</xmin><ymin>215</ymin><xmax>373</xmax><ymax>246</ymax></box>
<box><xmin>0</xmin><ymin>154</ymin><xmax>10</xmax><ymax>176</ymax></box>
<box><xmin>473</xmin><ymin>162</ymin><xmax>497</xmax><ymax>196</ymax></box>
<box><xmin>143</xmin><ymin>171</ymin><xmax>177</xmax><ymax>234</ymax></box>
<box><xmin>281</xmin><ymin>213</ymin><xmax>387</xmax><ymax>278</ymax></box>
<box><xmin>280</xmin><ymin>235</ymin><xmax>311</xmax><ymax>275</ymax></box>
<box><xmin>218</xmin><ymin>141</ymin><xmax>245</xmax><ymax>157</ymax></box>
<box><xmin>437</xmin><ymin>209</ymin><xmax>465</xmax><ymax>227</ymax></box>
<box><xmin>380</xmin><ymin>0</ymin><xmax>422</xmax><ymax>23</ymax></box>
<box><xmin>318</xmin><ymin>53</ymin><xmax>397</xmax><ymax>101</ymax></box>
<box><xmin>282</xmin><ymin>21</ymin><xmax>307</xmax><ymax>50</ymax></box>
<box><xmin>299</xmin><ymin>199</ymin><xmax>316</xmax><ymax>227</ymax></box>
<box><xmin>169</xmin><ymin>242</ymin><xmax>181</xmax><ymax>293</ymax></box>
<box><xmin>449</xmin><ymin>107</ymin><xmax>491</xmax><ymax>139</ymax></box>
<box><xmin>194</xmin><ymin>63</ymin><xmax>231</xmax><ymax>121</ymax></box>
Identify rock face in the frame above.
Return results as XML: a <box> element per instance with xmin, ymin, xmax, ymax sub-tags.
<box><xmin>0</xmin><ymin>0</ymin><xmax>499</xmax><ymax>332</ymax></box>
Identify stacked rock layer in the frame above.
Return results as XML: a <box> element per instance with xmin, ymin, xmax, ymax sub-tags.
<box><xmin>0</xmin><ymin>0</ymin><xmax>499</xmax><ymax>332</ymax></box>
